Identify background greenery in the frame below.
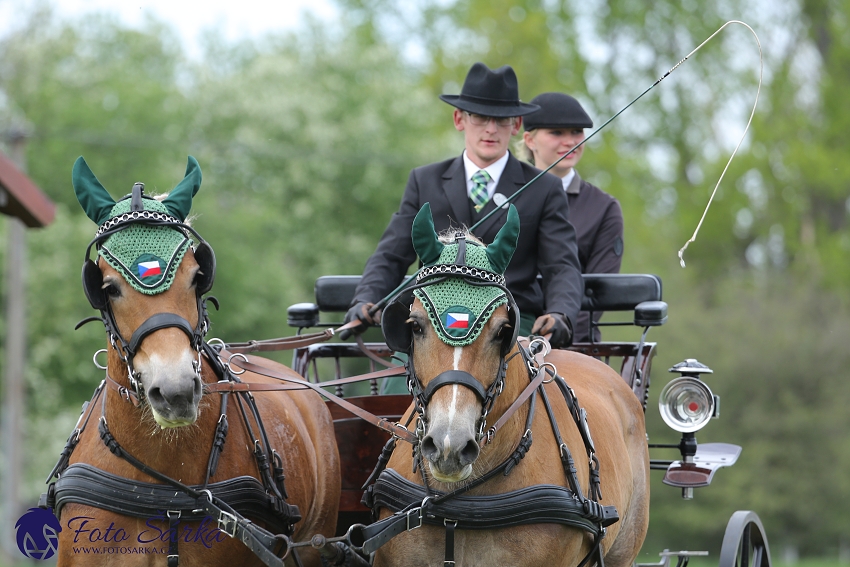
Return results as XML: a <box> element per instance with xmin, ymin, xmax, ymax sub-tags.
<box><xmin>2</xmin><ymin>0</ymin><xmax>849</xmax><ymax>562</ymax></box>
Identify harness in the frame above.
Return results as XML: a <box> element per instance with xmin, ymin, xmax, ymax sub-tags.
<box><xmin>41</xmin><ymin>342</ymin><xmax>304</xmax><ymax>567</ymax></box>
<box><xmin>357</xmin><ymin>333</ymin><xmax>619</xmax><ymax>567</ymax></box>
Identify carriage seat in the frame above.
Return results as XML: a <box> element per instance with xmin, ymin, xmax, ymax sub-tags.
<box><xmin>287</xmin><ymin>274</ymin><xmax>667</xmax><ymax>328</ymax></box>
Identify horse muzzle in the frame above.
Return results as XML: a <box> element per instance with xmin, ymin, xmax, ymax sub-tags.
<box><xmin>421</xmin><ymin>417</ymin><xmax>481</xmax><ymax>482</ymax></box>
<box><xmin>142</xmin><ymin>357</ymin><xmax>203</xmax><ymax>427</ymax></box>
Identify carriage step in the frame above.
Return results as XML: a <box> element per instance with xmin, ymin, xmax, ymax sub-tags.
<box><xmin>634</xmin><ymin>549</ymin><xmax>708</xmax><ymax>567</ymax></box>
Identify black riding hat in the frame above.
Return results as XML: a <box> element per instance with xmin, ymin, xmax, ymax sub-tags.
<box><xmin>439</xmin><ymin>62</ymin><xmax>540</xmax><ymax>118</ymax></box>
<box><xmin>523</xmin><ymin>92</ymin><xmax>594</xmax><ymax>130</ymax></box>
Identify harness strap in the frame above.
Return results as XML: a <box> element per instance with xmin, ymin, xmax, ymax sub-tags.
<box><xmin>224</xmin><ymin>329</ymin><xmax>336</xmax><ymax>354</ymax></box>
<box><xmin>128</xmin><ymin>313</ymin><xmax>197</xmax><ymax>355</ymax></box>
<box><xmin>479</xmin><ymin>351</ymin><xmax>548</xmax><ymax>448</ymax></box>
<box><xmin>203</xmin><ymin>365</ymin><xmax>406</xmax><ymax>393</ymax></box>
<box><xmin>353</xmin><ymin>469</ymin><xmax>614</xmax><ymax>556</ymax></box>
<box><xmin>52</xmin><ymin>463</ymin><xmax>297</xmax><ymax>530</ymax></box>
<box><xmin>105</xmin><ymin>372</ymin><xmax>142</xmax><ymax>406</ymax></box>
<box><xmin>444</xmin><ymin>519</ymin><xmax>457</xmax><ymax>567</ymax></box>
<box><xmin>205</xmin><ymin>398</ymin><xmax>229</xmax><ymax>482</ymax></box>
<box><xmin>422</xmin><ymin>370</ymin><xmax>488</xmax><ymax>403</ymax></box>
<box><xmin>227</xmin><ymin>355</ymin><xmax>418</xmax><ymax>444</ymax></box>
<box><xmin>167</xmin><ymin>512</ymin><xmax>180</xmax><ymax>567</ymax></box>
<box><xmin>96</xmin><ymin>416</ymin><xmax>294</xmax><ymax>567</ymax></box>
<box><xmin>45</xmin><ymin>382</ymin><xmax>104</xmax><ymax>482</ymax></box>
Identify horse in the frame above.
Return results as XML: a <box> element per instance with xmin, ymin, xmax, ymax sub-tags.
<box><xmin>363</xmin><ymin>203</ymin><xmax>649</xmax><ymax>567</ymax></box>
<box><xmin>48</xmin><ymin>156</ymin><xmax>340</xmax><ymax>567</ymax></box>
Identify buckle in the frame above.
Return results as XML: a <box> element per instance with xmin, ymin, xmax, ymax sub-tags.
<box><xmin>218</xmin><ymin>510</ymin><xmax>238</xmax><ymax>538</ymax></box>
<box><xmin>406</xmin><ymin>507</ymin><xmax>423</xmax><ymax>531</ymax></box>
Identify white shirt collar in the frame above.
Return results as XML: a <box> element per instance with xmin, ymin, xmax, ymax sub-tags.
<box><xmin>462</xmin><ymin>151</ymin><xmax>510</xmax><ymax>199</ymax></box>
<box><xmin>561</xmin><ymin>168</ymin><xmax>577</xmax><ymax>193</ymax></box>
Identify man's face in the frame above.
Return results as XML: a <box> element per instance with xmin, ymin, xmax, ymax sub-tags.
<box><xmin>453</xmin><ymin>110</ymin><xmax>522</xmax><ymax>168</ymax></box>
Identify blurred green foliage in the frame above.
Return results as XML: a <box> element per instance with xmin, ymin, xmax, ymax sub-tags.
<box><xmin>1</xmin><ymin>0</ymin><xmax>849</xmax><ymax>560</ymax></box>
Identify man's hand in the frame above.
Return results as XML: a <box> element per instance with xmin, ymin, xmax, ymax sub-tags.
<box><xmin>340</xmin><ymin>302</ymin><xmax>382</xmax><ymax>339</ymax></box>
<box><xmin>531</xmin><ymin>312</ymin><xmax>573</xmax><ymax>348</ymax></box>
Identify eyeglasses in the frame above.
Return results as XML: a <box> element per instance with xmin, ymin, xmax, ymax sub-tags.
<box><xmin>464</xmin><ymin>112</ymin><xmax>516</xmax><ymax>127</ymax></box>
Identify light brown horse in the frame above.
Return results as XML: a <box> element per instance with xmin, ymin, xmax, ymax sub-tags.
<box><xmin>54</xmin><ymin>157</ymin><xmax>340</xmax><ymax>566</ymax></box>
<box><xmin>371</xmin><ymin>206</ymin><xmax>649</xmax><ymax>567</ymax></box>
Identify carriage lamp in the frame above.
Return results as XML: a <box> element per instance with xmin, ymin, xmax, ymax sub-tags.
<box><xmin>658</xmin><ymin>376</ymin><xmax>715</xmax><ymax>433</ymax></box>
<box><xmin>659</xmin><ymin>358</ymin><xmax>717</xmax><ymax>433</ymax></box>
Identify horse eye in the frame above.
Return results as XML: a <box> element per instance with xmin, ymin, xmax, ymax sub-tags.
<box><xmin>409</xmin><ymin>319</ymin><xmax>423</xmax><ymax>335</ymax></box>
<box><xmin>103</xmin><ymin>283</ymin><xmax>121</xmax><ymax>298</ymax></box>
<box><xmin>496</xmin><ymin>323</ymin><xmax>512</xmax><ymax>340</ymax></box>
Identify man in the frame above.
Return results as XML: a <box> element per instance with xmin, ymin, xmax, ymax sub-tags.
<box><xmin>346</xmin><ymin>63</ymin><xmax>584</xmax><ymax>348</ymax></box>
<box><xmin>521</xmin><ymin>92</ymin><xmax>624</xmax><ymax>342</ymax></box>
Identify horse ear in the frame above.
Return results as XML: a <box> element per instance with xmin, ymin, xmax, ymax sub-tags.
<box><xmin>486</xmin><ymin>204</ymin><xmax>520</xmax><ymax>274</ymax></box>
<box><xmin>72</xmin><ymin>156</ymin><xmax>116</xmax><ymax>225</ymax></box>
<box><xmin>411</xmin><ymin>203</ymin><xmax>444</xmax><ymax>266</ymax></box>
<box><xmin>161</xmin><ymin>156</ymin><xmax>202</xmax><ymax>221</ymax></box>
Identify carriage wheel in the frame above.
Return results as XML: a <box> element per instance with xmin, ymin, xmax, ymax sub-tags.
<box><xmin>718</xmin><ymin>511</ymin><xmax>771</xmax><ymax>567</ymax></box>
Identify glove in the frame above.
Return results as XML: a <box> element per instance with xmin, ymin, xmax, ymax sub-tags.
<box><xmin>340</xmin><ymin>301</ymin><xmax>382</xmax><ymax>340</ymax></box>
<box><xmin>531</xmin><ymin>313</ymin><xmax>573</xmax><ymax>349</ymax></box>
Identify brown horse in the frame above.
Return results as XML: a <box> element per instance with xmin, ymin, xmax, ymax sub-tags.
<box><xmin>52</xmin><ymin>157</ymin><xmax>340</xmax><ymax>566</ymax></box>
<box><xmin>369</xmin><ymin>205</ymin><xmax>649</xmax><ymax>567</ymax></box>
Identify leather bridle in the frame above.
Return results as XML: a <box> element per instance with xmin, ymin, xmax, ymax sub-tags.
<box><xmin>78</xmin><ymin>217</ymin><xmax>216</xmax><ymax>402</ymax></box>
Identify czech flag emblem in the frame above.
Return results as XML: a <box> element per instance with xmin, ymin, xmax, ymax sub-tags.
<box><xmin>445</xmin><ymin>312</ymin><xmax>470</xmax><ymax>329</ymax></box>
<box><xmin>138</xmin><ymin>260</ymin><xmax>162</xmax><ymax>278</ymax></box>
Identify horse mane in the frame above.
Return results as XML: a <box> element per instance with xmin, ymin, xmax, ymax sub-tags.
<box><xmin>437</xmin><ymin>227</ymin><xmax>483</xmax><ymax>246</ymax></box>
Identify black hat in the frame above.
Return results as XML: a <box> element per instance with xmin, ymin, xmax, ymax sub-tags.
<box><xmin>439</xmin><ymin>62</ymin><xmax>540</xmax><ymax>118</ymax></box>
<box><xmin>523</xmin><ymin>92</ymin><xmax>593</xmax><ymax>130</ymax></box>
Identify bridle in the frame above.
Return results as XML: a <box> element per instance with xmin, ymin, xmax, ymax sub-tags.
<box><xmin>78</xmin><ymin>207</ymin><xmax>217</xmax><ymax>403</ymax></box>
<box><xmin>381</xmin><ymin>262</ymin><xmax>520</xmax><ymax>446</ymax></box>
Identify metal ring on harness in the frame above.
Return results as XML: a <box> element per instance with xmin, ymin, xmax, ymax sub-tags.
<box><xmin>540</xmin><ymin>362</ymin><xmax>558</xmax><ymax>384</ymax></box>
<box><xmin>226</xmin><ymin>353</ymin><xmax>248</xmax><ymax>375</ymax></box>
<box><xmin>93</xmin><ymin>349</ymin><xmax>108</xmax><ymax>370</ymax></box>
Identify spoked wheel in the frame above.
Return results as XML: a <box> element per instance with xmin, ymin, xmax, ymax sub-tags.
<box><xmin>718</xmin><ymin>511</ymin><xmax>771</xmax><ymax>567</ymax></box>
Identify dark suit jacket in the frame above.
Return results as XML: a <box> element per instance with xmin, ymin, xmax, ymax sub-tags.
<box><xmin>353</xmin><ymin>152</ymin><xmax>584</xmax><ymax>330</ymax></box>
<box><xmin>566</xmin><ymin>171</ymin><xmax>624</xmax><ymax>342</ymax></box>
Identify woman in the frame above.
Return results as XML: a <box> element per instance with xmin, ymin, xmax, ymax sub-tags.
<box><xmin>520</xmin><ymin>92</ymin><xmax>624</xmax><ymax>343</ymax></box>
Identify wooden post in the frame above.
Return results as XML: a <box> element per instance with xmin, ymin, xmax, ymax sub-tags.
<box><xmin>1</xmin><ymin>130</ymin><xmax>27</xmax><ymax>561</ymax></box>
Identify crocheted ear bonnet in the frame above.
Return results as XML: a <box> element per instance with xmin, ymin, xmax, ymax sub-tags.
<box><xmin>411</xmin><ymin>203</ymin><xmax>520</xmax><ymax>347</ymax></box>
<box><xmin>73</xmin><ymin>156</ymin><xmax>202</xmax><ymax>295</ymax></box>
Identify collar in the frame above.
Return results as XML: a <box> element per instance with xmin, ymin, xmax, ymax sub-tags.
<box><xmin>563</xmin><ymin>169</ymin><xmax>581</xmax><ymax>195</ymax></box>
<box><xmin>463</xmin><ymin>151</ymin><xmax>510</xmax><ymax>198</ymax></box>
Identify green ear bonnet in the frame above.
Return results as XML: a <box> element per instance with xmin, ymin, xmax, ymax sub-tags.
<box><xmin>74</xmin><ymin>156</ymin><xmax>203</xmax><ymax>296</ymax></box>
<box><xmin>410</xmin><ymin>203</ymin><xmax>520</xmax><ymax>348</ymax></box>
<box><xmin>97</xmin><ymin>198</ymin><xmax>191</xmax><ymax>294</ymax></box>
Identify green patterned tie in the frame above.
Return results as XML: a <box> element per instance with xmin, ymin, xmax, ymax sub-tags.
<box><xmin>470</xmin><ymin>170</ymin><xmax>491</xmax><ymax>212</ymax></box>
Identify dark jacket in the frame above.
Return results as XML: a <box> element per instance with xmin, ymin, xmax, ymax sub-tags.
<box><xmin>566</xmin><ymin>171</ymin><xmax>624</xmax><ymax>342</ymax></box>
<box><xmin>353</xmin><ymin>152</ymin><xmax>584</xmax><ymax>331</ymax></box>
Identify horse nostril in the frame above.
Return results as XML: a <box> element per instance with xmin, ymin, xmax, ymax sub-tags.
<box><xmin>421</xmin><ymin>435</ymin><xmax>440</xmax><ymax>461</ymax></box>
<box><xmin>459</xmin><ymin>438</ymin><xmax>480</xmax><ymax>466</ymax></box>
<box><xmin>147</xmin><ymin>386</ymin><xmax>165</xmax><ymax>407</ymax></box>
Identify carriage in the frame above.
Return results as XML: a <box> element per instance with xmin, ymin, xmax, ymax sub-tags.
<box><xmin>41</xmin><ymin>157</ymin><xmax>771</xmax><ymax>567</ymax></box>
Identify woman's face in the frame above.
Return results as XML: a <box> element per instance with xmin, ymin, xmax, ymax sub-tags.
<box><xmin>522</xmin><ymin>127</ymin><xmax>586</xmax><ymax>178</ymax></box>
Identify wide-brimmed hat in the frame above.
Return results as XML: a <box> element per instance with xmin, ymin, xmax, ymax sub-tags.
<box><xmin>523</xmin><ymin>92</ymin><xmax>594</xmax><ymax>130</ymax></box>
<box><xmin>439</xmin><ymin>62</ymin><xmax>540</xmax><ymax>118</ymax></box>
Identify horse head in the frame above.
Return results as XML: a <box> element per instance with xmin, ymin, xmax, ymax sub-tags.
<box><xmin>74</xmin><ymin>156</ymin><xmax>215</xmax><ymax>428</ymax></box>
<box><xmin>382</xmin><ymin>203</ymin><xmax>520</xmax><ymax>483</ymax></box>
